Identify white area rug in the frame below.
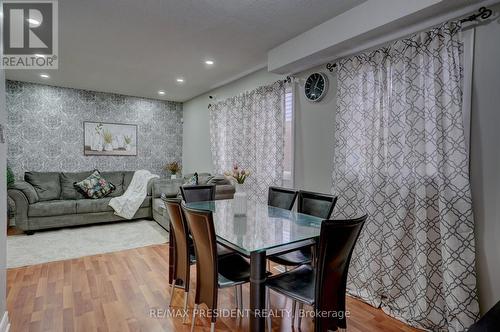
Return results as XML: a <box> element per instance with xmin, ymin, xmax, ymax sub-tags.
<box><xmin>7</xmin><ymin>220</ymin><xmax>168</xmax><ymax>268</ymax></box>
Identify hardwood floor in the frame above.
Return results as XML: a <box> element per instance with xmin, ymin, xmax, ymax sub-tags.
<box><xmin>6</xmin><ymin>244</ymin><xmax>421</xmax><ymax>332</ymax></box>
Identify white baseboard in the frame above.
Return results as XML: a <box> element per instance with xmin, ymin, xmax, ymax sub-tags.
<box><xmin>0</xmin><ymin>311</ymin><xmax>10</xmax><ymax>332</ymax></box>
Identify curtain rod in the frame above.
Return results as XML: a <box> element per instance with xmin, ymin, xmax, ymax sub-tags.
<box><xmin>325</xmin><ymin>6</ymin><xmax>493</xmax><ymax>72</ymax></box>
<box><xmin>207</xmin><ymin>76</ymin><xmax>292</xmax><ymax>108</ymax></box>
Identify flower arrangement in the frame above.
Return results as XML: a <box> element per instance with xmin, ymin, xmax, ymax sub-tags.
<box><xmin>224</xmin><ymin>164</ymin><xmax>250</xmax><ymax>184</ymax></box>
<box><xmin>103</xmin><ymin>130</ymin><xmax>113</xmax><ymax>144</ymax></box>
<box><xmin>165</xmin><ymin>161</ymin><xmax>182</xmax><ymax>175</ymax></box>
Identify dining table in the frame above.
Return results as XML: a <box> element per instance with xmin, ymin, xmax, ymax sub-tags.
<box><xmin>175</xmin><ymin>199</ymin><xmax>324</xmax><ymax>332</ymax></box>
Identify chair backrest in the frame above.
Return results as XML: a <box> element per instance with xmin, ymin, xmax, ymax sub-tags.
<box><xmin>298</xmin><ymin>190</ymin><xmax>338</xmax><ymax>219</ymax></box>
<box><xmin>164</xmin><ymin>198</ymin><xmax>191</xmax><ymax>291</ymax></box>
<box><xmin>182</xmin><ymin>204</ymin><xmax>219</xmax><ymax>310</ymax></box>
<box><xmin>314</xmin><ymin>215</ymin><xmax>367</xmax><ymax>332</ymax></box>
<box><xmin>180</xmin><ymin>185</ymin><xmax>216</xmax><ymax>203</ymax></box>
<box><xmin>268</xmin><ymin>186</ymin><xmax>298</xmax><ymax>210</ymax></box>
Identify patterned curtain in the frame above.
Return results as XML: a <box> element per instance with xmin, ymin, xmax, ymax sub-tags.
<box><xmin>209</xmin><ymin>80</ymin><xmax>288</xmax><ymax>202</ymax></box>
<box><xmin>332</xmin><ymin>22</ymin><xmax>479</xmax><ymax>331</ymax></box>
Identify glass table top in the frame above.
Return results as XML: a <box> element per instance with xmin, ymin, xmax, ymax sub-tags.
<box><xmin>185</xmin><ymin>199</ymin><xmax>323</xmax><ymax>255</ymax></box>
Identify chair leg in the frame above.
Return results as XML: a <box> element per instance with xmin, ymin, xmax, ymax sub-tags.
<box><xmin>291</xmin><ymin>300</ymin><xmax>297</xmax><ymax>327</ymax></box>
<box><xmin>190</xmin><ymin>304</ymin><xmax>199</xmax><ymax>332</ymax></box>
<box><xmin>169</xmin><ymin>280</ymin><xmax>176</xmax><ymax>307</ymax></box>
<box><xmin>237</xmin><ymin>285</ymin><xmax>243</xmax><ymax>309</ymax></box>
<box><xmin>266</xmin><ymin>287</ymin><xmax>272</xmax><ymax>332</ymax></box>
<box><xmin>234</xmin><ymin>286</ymin><xmax>239</xmax><ymax>310</ymax></box>
<box><xmin>183</xmin><ymin>291</ymin><xmax>189</xmax><ymax>323</ymax></box>
<box><xmin>210</xmin><ymin>321</ymin><xmax>215</xmax><ymax>332</ymax></box>
<box><xmin>297</xmin><ymin>303</ymin><xmax>304</xmax><ymax>328</ymax></box>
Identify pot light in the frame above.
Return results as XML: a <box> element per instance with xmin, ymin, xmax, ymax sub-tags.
<box><xmin>205</xmin><ymin>60</ymin><xmax>214</xmax><ymax>65</ymax></box>
<box><xmin>176</xmin><ymin>78</ymin><xmax>184</xmax><ymax>83</ymax></box>
<box><xmin>40</xmin><ymin>73</ymin><xmax>50</xmax><ymax>79</ymax></box>
<box><xmin>27</xmin><ymin>18</ymin><xmax>41</xmax><ymax>26</ymax></box>
<box><xmin>158</xmin><ymin>90</ymin><xmax>166</xmax><ymax>95</ymax></box>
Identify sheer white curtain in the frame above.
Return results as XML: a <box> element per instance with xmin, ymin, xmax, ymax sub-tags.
<box><xmin>332</xmin><ymin>22</ymin><xmax>479</xmax><ymax>331</ymax></box>
<box><xmin>209</xmin><ymin>80</ymin><xmax>289</xmax><ymax>202</ymax></box>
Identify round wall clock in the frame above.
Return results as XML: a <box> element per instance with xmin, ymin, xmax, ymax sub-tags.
<box><xmin>304</xmin><ymin>72</ymin><xmax>329</xmax><ymax>102</ymax></box>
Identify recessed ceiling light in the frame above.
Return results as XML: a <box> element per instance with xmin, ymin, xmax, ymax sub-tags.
<box><xmin>176</xmin><ymin>78</ymin><xmax>184</xmax><ymax>83</ymax></box>
<box><xmin>158</xmin><ymin>90</ymin><xmax>166</xmax><ymax>95</ymax></box>
<box><xmin>27</xmin><ymin>18</ymin><xmax>41</xmax><ymax>26</ymax></box>
<box><xmin>40</xmin><ymin>73</ymin><xmax>50</xmax><ymax>79</ymax></box>
<box><xmin>205</xmin><ymin>60</ymin><xmax>214</xmax><ymax>65</ymax></box>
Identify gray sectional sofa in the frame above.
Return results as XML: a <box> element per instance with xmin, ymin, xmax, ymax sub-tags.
<box><xmin>8</xmin><ymin>171</ymin><xmax>234</xmax><ymax>234</ymax></box>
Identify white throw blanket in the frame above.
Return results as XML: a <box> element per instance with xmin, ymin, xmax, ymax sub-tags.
<box><xmin>109</xmin><ymin>170</ymin><xmax>159</xmax><ymax>219</ymax></box>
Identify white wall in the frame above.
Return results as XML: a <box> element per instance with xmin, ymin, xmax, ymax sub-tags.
<box><xmin>470</xmin><ymin>13</ymin><xmax>500</xmax><ymax>313</ymax></box>
<box><xmin>182</xmin><ymin>66</ymin><xmax>337</xmax><ymax>194</ymax></box>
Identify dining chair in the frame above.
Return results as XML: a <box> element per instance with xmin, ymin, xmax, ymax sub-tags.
<box><xmin>182</xmin><ymin>204</ymin><xmax>252</xmax><ymax>332</ymax></box>
<box><xmin>164</xmin><ymin>198</ymin><xmax>238</xmax><ymax>322</ymax></box>
<box><xmin>266</xmin><ymin>215</ymin><xmax>367</xmax><ymax>331</ymax></box>
<box><xmin>180</xmin><ymin>184</ymin><xmax>216</xmax><ymax>203</ymax></box>
<box><xmin>164</xmin><ymin>198</ymin><xmax>196</xmax><ymax>322</ymax></box>
<box><xmin>269</xmin><ymin>190</ymin><xmax>338</xmax><ymax>267</ymax></box>
<box><xmin>267</xmin><ymin>186</ymin><xmax>298</xmax><ymax>210</ymax></box>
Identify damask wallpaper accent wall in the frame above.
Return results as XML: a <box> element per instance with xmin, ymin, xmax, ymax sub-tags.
<box><xmin>6</xmin><ymin>80</ymin><xmax>183</xmax><ymax>178</ymax></box>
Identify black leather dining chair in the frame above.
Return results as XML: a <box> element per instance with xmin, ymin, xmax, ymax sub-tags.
<box><xmin>266</xmin><ymin>215</ymin><xmax>367</xmax><ymax>331</ymax></box>
<box><xmin>164</xmin><ymin>198</ymin><xmax>195</xmax><ymax>322</ymax></box>
<box><xmin>182</xmin><ymin>204</ymin><xmax>252</xmax><ymax>332</ymax></box>
<box><xmin>269</xmin><ymin>190</ymin><xmax>338</xmax><ymax>267</ymax></box>
<box><xmin>268</xmin><ymin>186</ymin><xmax>298</xmax><ymax>210</ymax></box>
<box><xmin>180</xmin><ymin>184</ymin><xmax>216</xmax><ymax>203</ymax></box>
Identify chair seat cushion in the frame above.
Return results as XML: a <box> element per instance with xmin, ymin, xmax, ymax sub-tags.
<box><xmin>29</xmin><ymin>200</ymin><xmax>77</xmax><ymax>217</ymax></box>
<box><xmin>266</xmin><ymin>264</ymin><xmax>315</xmax><ymax>305</ymax></box>
<box><xmin>218</xmin><ymin>253</ymin><xmax>251</xmax><ymax>287</ymax></box>
<box><xmin>269</xmin><ymin>247</ymin><xmax>312</xmax><ymax>266</ymax></box>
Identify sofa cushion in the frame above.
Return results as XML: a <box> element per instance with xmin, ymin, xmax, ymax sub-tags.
<box><xmin>76</xmin><ymin>198</ymin><xmax>114</xmax><ymax>214</ymax></box>
<box><xmin>25</xmin><ymin>172</ymin><xmax>61</xmax><ymax>201</ymax></box>
<box><xmin>100</xmin><ymin>171</ymin><xmax>125</xmax><ymax>197</ymax></box>
<box><xmin>151</xmin><ymin>178</ymin><xmax>183</xmax><ymax>198</ymax></box>
<box><xmin>29</xmin><ymin>200</ymin><xmax>77</xmax><ymax>217</ymax></box>
<box><xmin>74</xmin><ymin>170</ymin><xmax>116</xmax><ymax>199</ymax></box>
<box><xmin>60</xmin><ymin>171</ymin><xmax>92</xmax><ymax>199</ymax></box>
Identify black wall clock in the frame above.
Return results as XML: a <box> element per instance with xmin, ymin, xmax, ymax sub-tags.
<box><xmin>304</xmin><ymin>72</ymin><xmax>328</xmax><ymax>102</ymax></box>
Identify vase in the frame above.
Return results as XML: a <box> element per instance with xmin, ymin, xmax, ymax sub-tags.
<box><xmin>124</xmin><ymin>144</ymin><xmax>131</xmax><ymax>151</ymax></box>
<box><xmin>233</xmin><ymin>184</ymin><xmax>247</xmax><ymax>216</ymax></box>
<box><xmin>170</xmin><ymin>174</ymin><xmax>177</xmax><ymax>180</ymax></box>
<box><xmin>104</xmin><ymin>143</ymin><xmax>113</xmax><ymax>151</ymax></box>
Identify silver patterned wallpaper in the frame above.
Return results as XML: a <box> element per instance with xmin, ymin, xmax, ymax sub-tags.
<box><xmin>6</xmin><ymin>80</ymin><xmax>183</xmax><ymax>178</ymax></box>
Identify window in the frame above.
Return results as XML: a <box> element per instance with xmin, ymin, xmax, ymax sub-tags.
<box><xmin>283</xmin><ymin>87</ymin><xmax>294</xmax><ymax>187</ymax></box>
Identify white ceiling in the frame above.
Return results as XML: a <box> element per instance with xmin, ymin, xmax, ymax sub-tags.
<box><xmin>5</xmin><ymin>0</ymin><xmax>366</xmax><ymax>102</ymax></box>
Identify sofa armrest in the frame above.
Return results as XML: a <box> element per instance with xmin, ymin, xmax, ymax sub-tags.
<box><xmin>7</xmin><ymin>188</ymin><xmax>30</xmax><ymax>230</ymax></box>
<box><xmin>8</xmin><ymin>180</ymin><xmax>38</xmax><ymax>204</ymax></box>
<box><xmin>151</xmin><ymin>178</ymin><xmax>184</xmax><ymax>198</ymax></box>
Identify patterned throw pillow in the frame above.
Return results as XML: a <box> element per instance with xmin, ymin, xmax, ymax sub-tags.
<box><xmin>74</xmin><ymin>170</ymin><xmax>116</xmax><ymax>199</ymax></box>
<box><xmin>183</xmin><ymin>174</ymin><xmax>197</xmax><ymax>186</ymax></box>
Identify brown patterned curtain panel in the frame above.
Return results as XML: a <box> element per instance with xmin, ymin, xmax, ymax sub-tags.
<box><xmin>332</xmin><ymin>22</ymin><xmax>479</xmax><ymax>331</ymax></box>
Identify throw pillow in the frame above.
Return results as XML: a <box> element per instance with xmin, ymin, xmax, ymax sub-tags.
<box><xmin>74</xmin><ymin>170</ymin><xmax>116</xmax><ymax>199</ymax></box>
<box><xmin>183</xmin><ymin>174</ymin><xmax>197</xmax><ymax>186</ymax></box>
